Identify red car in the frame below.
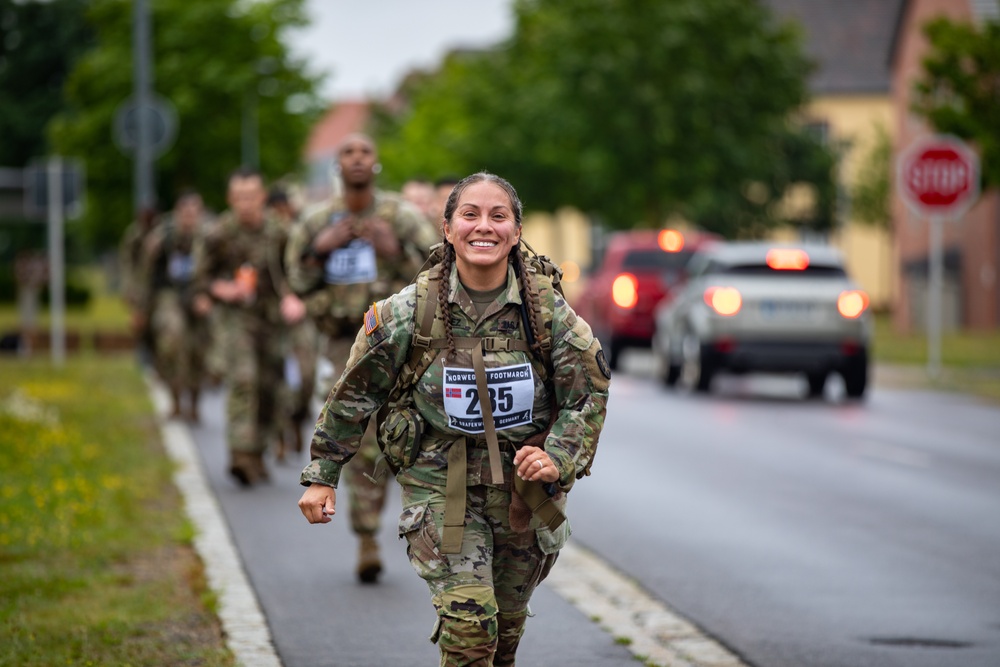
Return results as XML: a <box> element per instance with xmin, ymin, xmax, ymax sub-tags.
<box><xmin>574</xmin><ymin>229</ymin><xmax>720</xmax><ymax>370</ymax></box>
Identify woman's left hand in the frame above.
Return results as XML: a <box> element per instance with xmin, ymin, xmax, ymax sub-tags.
<box><xmin>513</xmin><ymin>446</ymin><xmax>559</xmax><ymax>484</ymax></box>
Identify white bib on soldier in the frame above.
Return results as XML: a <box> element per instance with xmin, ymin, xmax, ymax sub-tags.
<box><xmin>323</xmin><ymin>239</ymin><xmax>377</xmax><ymax>284</ymax></box>
<box><xmin>442</xmin><ymin>363</ymin><xmax>534</xmax><ymax>434</ymax></box>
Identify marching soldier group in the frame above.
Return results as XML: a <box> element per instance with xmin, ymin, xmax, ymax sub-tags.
<box><xmin>123</xmin><ymin>134</ymin><xmax>439</xmax><ymax>580</ymax></box>
<box><xmin>124</xmin><ymin>134</ymin><xmax>611</xmax><ymax>666</ymax></box>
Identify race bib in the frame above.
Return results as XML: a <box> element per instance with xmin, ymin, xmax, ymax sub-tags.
<box><xmin>167</xmin><ymin>251</ymin><xmax>194</xmax><ymax>282</ymax></box>
<box><xmin>442</xmin><ymin>363</ymin><xmax>534</xmax><ymax>434</ymax></box>
<box><xmin>324</xmin><ymin>239</ymin><xmax>377</xmax><ymax>285</ymax></box>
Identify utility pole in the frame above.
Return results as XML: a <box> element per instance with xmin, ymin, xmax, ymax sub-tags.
<box><xmin>133</xmin><ymin>0</ymin><xmax>154</xmax><ymax>211</ymax></box>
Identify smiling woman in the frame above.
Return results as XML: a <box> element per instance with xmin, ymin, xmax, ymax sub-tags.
<box><xmin>298</xmin><ymin>173</ymin><xmax>611</xmax><ymax>666</ymax></box>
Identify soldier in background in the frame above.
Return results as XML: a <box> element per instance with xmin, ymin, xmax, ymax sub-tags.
<box><xmin>119</xmin><ymin>205</ymin><xmax>159</xmax><ymax>365</ymax></box>
<box><xmin>192</xmin><ymin>168</ymin><xmax>306</xmax><ymax>486</ymax></box>
<box><xmin>137</xmin><ymin>191</ymin><xmax>209</xmax><ymax>420</ymax></box>
<box><xmin>267</xmin><ymin>185</ymin><xmax>318</xmax><ymax>461</ymax></box>
<box><xmin>402</xmin><ymin>177</ymin><xmax>436</xmax><ymax>222</ymax></box>
<box><xmin>285</xmin><ymin>133</ymin><xmax>440</xmax><ymax>582</ymax></box>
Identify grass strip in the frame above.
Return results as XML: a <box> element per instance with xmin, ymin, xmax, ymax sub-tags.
<box><xmin>0</xmin><ymin>355</ymin><xmax>233</xmax><ymax>667</ymax></box>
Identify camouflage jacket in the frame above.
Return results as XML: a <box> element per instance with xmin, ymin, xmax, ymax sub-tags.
<box><xmin>136</xmin><ymin>216</ymin><xmax>202</xmax><ymax>314</ymax></box>
<box><xmin>284</xmin><ymin>190</ymin><xmax>439</xmax><ymax>338</ymax></box>
<box><xmin>301</xmin><ymin>261</ymin><xmax>611</xmax><ymax>490</ymax></box>
<box><xmin>192</xmin><ymin>211</ymin><xmax>291</xmax><ymax>325</ymax></box>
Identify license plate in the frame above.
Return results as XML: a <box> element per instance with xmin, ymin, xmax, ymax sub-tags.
<box><xmin>758</xmin><ymin>300</ymin><xmax>815</xmax><ymax>320</ymax></box>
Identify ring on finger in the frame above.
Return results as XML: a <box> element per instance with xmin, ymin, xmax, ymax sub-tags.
<box><xmin>535</xmin><ymin>459</ymin><xmax>544</xmax><ymax>469</ymax></box>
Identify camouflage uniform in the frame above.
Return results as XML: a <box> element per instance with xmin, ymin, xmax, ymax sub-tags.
<box><xmin>286</xmin><ymin>190</ymin><xmax>439</xmax><ymax>539</ymax></box>
<box><xmin>194</xmin><ymin>211</ymin><xmax>294</xmax><ymax>482</ymax></box>
<box><xmin>301</xmin><ymin>260</ymin><xmax>611</xmax><ymax>666</ymax></box>
<box><xmin>137</xmin><ymin>216</ymin><xmax>208</xmax><ymax>411</ymax></box>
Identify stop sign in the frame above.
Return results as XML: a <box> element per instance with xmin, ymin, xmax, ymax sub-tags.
<box><xmin>898</xmin><ymin>135</ymin><xmax>980</xmax><ymax>218</ymax></box>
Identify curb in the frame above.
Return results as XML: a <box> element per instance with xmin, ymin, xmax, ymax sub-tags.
<box><xmin>546</xmin><ymin>541</ymin><xmax>748</xmax><ymax>667</ymax></box>
<box><xmin>147</xmin><ymin>377</ymin><xmax>283</xmax><ymax>667</ymax></box>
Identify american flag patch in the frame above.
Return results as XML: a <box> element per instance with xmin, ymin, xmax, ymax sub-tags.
<box><xmin>445</xmin><ymin>388</ymin><xmax>462</xmax><ymax>398</ymax></box>
<box><xmin>363</xmin><ymin>303</ymin><xmax>380</xmax><ymax>335</ymax></box>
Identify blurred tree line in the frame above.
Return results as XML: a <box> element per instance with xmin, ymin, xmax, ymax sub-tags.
<box><xmin>49</xmin><ymin>0</ymin><xmax>323</xmax><ymax>250</ymax></box>
<box><xmin>372</xmin><ymin>0</ymin><xmax>838</xmax><ymax>238</ymax></box>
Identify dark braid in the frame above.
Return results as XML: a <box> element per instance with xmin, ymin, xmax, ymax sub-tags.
<box><xmin>512</xmin><ymin>248</ymin><xmax>544</xmax><ymax>359</ymax></box>
<box><xmin>437</xmin><ymin>242</ymin><xmax>457</xmax><ymax>360</ymax></box>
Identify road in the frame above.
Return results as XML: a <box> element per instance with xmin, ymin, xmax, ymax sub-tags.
<box><xmin>187</xmin><ymin>353</ymin><xmax>1000</xmax><ymax>667</ymax></box>
<box><xmin>571</xmin><ymin>353</ymin><xmax>1000</xmax><ymax>667</ymax></box>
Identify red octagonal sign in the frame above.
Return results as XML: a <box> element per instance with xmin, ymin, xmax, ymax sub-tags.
<box><xmin>897</xmin><ymin>135</ymin><xmax>980</xmax><ymax>218</ymax></box>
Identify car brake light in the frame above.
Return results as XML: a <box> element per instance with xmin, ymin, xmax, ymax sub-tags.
<box><xmin>704</xmin><ymin>287</ymin><xmax>742</xmax><ymax>315</ymax></box>
<box><xmin>612</xmin><ymin>273</ymin><xmax>639</xmax><ymax>309</ymax></box>
<box><xmin>837</xmin><ymin>290</ymin><xmax>870</xmax><ymax>319</ymax></box>
<box><xmin>658</xmin><ymin>229</ymin><xmax>684</xmax><ymax>253</ymax></box>
<box><xmin>766</xmin><ymin>249</ymin><xmax>809</xmax><ymax>270</ymax></box>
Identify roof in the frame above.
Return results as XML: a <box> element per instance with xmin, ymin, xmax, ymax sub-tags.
<box><xmin>763</xmin><ymin>0</ymin><xmax>906</xmax><ymax>94</ymax></box>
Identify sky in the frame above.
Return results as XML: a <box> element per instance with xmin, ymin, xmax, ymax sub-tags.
<box><xmin>289</xmin><ymin>0</ymin><xmax>516</xmax><ymax>102</ymax></box>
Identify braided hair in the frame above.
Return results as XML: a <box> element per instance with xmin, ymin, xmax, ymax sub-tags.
<box><xmin>437</xmin><ymin>172</ymin><xmax>541</xmax><ymax>360</ymax></box>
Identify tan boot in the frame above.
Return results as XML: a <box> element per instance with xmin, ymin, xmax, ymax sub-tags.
<box><xmin>356</xmin><ymin>534</ymin><xmax>382</xmax><ymax>584</ymax></box>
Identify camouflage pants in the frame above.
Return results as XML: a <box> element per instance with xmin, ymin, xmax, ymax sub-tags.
<box><xmin>397</xmin><ymin>475</ymin><xmax>558</xmax><ymax>667</ymax></box>
<box><xmin>324</xmin><ymin>335</ymin><xmax>388</xmax><ymax>536</ymax></box>
<box><xmin>221</xmin><ymin>313</ymin><xmax>286</xmax><ymax>455</ymax></box>
<box><xmin>150</xmin><ymin>290</ymin><xmax>207</xmax><ymax>392</ymax></box>
<box><xmin>281</xmin><ymin>318</ymin><xmax>318</xmax><ymax>427</ymax></box>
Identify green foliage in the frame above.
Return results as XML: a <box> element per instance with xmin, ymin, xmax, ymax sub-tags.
<box><xmin>0</xmin><ymin>0</ymin><xmax>93</xmax><ymax>167</ymax></box>
<box><xmin>851</xmin><ymin>124</ymin><xmax>893</xmax><ymax>228</ymax></box>
<box><xmin>373</xmin><ymin>0</ymin><xmax>836</xmax><ymax>237</ymax></box>
<box><xmin>913</xmin><ymin>10</ymin><xmax>1000</xmax><ymax>188</ymax></box>
<box><xmin>48</xmin><ymin>0</ymin><xmax>324</xmax><ymax>250</ymax></box>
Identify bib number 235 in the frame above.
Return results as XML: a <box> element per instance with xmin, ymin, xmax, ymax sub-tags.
<box><xmin>442</xmin><ymin>363</ymin><xmax>534</xmax><ymax>434</ymax></box>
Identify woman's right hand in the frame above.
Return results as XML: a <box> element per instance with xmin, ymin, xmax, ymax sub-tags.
<box><xmin>298</xmin><ymin>483</ymin><xmax>337</xmax><ymax>524</ymax></box>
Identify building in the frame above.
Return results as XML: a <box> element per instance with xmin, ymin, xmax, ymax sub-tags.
<box><xmin>890</xmin><ymin>0</ymin><xmax>1000</xmax><ymax>332</ymax></box>
<box><xmin>766</xmin><ymin>0</ymin><xmax>905</xmax><ymax>312</ymax></box>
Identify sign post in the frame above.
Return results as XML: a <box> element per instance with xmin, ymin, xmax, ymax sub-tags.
<box><xmin>47</xmin><ymin>157</ymin><xmax>66</xmax><ymax>367</ymax></box>
<box><xmin>897</xmin><ymin>135</ymin><xmax>980</xmax><ymax>378</ymax></box>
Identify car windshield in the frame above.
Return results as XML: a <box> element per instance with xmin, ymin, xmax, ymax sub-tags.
<box><xmin>713</xmin><ymin>262</ymin><xmax>847</xmax><ymax>277</ymax></box>
<box><xmin>623</xmin><ymin>250</ymin><xmax>693</xmax><ymax>271</ymax></box>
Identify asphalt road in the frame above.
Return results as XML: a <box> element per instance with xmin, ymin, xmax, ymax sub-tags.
<box><xmin>187</xmin><ymin>389</ymin><xmax>637</xmax><ymax>667</ymax></box>
<box><xmin>187</xmin><ymin>353</ymin><xmax>1000</xmax><ymax>667</ymax></box>
<box><xmin>570</xmin><ymin>353</ymin><xmax>1000</xmax><ymax>667</ymax></box>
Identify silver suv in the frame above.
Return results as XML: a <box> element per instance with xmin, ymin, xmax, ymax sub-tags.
<box><xmin>652</xmin><ymin>241</ymin><xmax>872</xmax><ymax>399</ymax></box>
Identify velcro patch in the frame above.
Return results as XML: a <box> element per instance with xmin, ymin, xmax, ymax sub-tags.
<box><xmin>364</xmin><ymin>302</ymin><xmax>380</xmax><ymax>335</ymax></box>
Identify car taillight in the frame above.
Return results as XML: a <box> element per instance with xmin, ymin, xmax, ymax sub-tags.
<box><xmin>766</xmin><ymin>248</ymin><xmax>809</xmax><ymax>270</ymax></box>
<box><xmin>612</xmin><ymin>273</ymin><xmax>639</xmax><ymax>309</ymax></box>
<box><xmin>837</xmin><ymin>290</ymin><xmax>870</xmax><ymax>319</ymax></box>
<box><xmin>658</xmin><ymin>229</ymin><xmax>684</xmax><ymax>253</ymax></box>
<box><xmin>704</xmin><ymin>287</ymin><xmax>742</xmax><ymax>316</ymax></box>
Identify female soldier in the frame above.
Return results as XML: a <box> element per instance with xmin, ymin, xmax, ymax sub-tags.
<box><xmin>298</xmin><ymin>172</ymin><xmax>610</xmax><ymax>666</ymax></box>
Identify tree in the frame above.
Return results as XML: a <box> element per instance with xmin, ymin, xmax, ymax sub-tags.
<box><xmin>914</xmin><ymin>10</ymin><xmax>1000</xmax><ymax>188</ymax></box>
<box><xmin>374</xmin><ymin>0</ymin><xmax>835</xmax><ymax>237</ymax></box>
<box><xmin>48</xmin><ymin>0</ymin><xmax>323</xmax><ymax>249</ymax></box>
<box><xmin>851</xmin><ymin>124</ymin><xmax>892</xmax><ymax>228</ymax></box>
<box><xmin>0</xmin><ymin>0</ymin><xmax>93</xmax><ymax>168</ymax></box>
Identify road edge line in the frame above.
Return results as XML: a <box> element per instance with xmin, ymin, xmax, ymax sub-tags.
<box><xmin>545</xmin><ymin>540</ymin><xmax>748</xmax><ymax>667</ymax></box>
<box><xmin>147</xmin><ymin>376</ymin><xmax>283</xmax><ymax>667</ymax></box>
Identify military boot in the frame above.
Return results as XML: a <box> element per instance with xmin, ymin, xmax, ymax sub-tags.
<box><xmin>356</xmin><ymin>534</ymin><xmax>382</xmax><ymax>584</ymax></box>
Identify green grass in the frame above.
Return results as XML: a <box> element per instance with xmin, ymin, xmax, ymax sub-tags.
<box><xmin>872</xmin><ymin>315</ymin><xmax>1000</xmax><ymax>403</ymax></box>
<box><xmin>0</xmin><ymin>266</ymin><xmax>131</xmax><ymax>335</ymax></box>
<box><xmin>0</xmin><ymin>355</ymin><xmax>232</xmax><ymax>667</ymax></box>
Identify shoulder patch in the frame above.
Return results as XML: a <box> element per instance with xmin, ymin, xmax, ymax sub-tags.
<box><xmin>364</xmin><ymin>302</ymin><xmax>381</xmax><ymax>335</ymax></box>
<box><xmin>596</xmin><ymin>348</ymin><xmax>612</xmax><ymax>380</ymax></box>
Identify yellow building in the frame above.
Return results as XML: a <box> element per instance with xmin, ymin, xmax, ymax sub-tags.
<box><xmin>766</xmin><ymin>0</ymin><xmax>906</xmax><ymax>312</ymax></box>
